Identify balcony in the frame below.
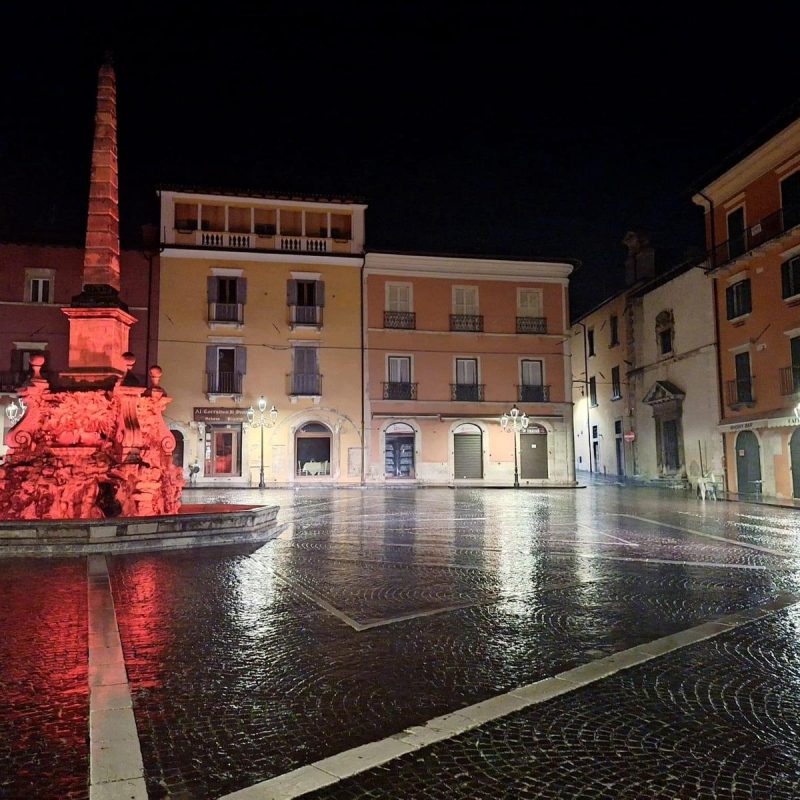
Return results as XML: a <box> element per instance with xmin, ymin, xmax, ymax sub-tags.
<box><xmin>450</xmin><ymin>314</ymin><xmax>483</xmax><ymax>332</ymax></box>
<box><xmin>384</xmin><ymin>311</ymin><xmax>416</xmax><ymax>330</ymax></box>
<box><xmin>516</xmin><ymin>316</ymin><xmax>547</xmax><ymax>334</ymax></box>
<box><xmin>517</xmin><ymin>384</ymin><xmax>551</xmax><ymax>402</ymax></box>
<box><xmin>289</xmin><ymin>305</ymin><xmax>323</xmax><ymax>327</ymax></box>
<box><xmin>289</xmin><ymin>372</ymin><xmax>322</xmax><ymax>396</ymax></box>
<box><xmin>726</xmin><ymin>378</ymin><xmax>754</xmax><ymax>408</ymax></box>
<box><xmin>277</xmin><ymin>235</ymin><xmax>329</xmax><ymax>253</ymax></box>
<box><xmin>175</xmin><ymin>228</ymin><xmax>335</xmax><ymax>254</ymax></box>
<box><xmin>206</xmin><ymin>371</ymin><xmax>243</xmax><ymax>395</ymax></box>
<box><xmin>451</xmin><ymin>383</ymin><xmax>484</xmax><ymax>402</ymax></box>
<box><xmin>383</xmin><ymin>381</ymin><xmax>417</xmax><ymax>400</ymax></box>
<box><xmin>710</xmin><ymin>204</ymin><xmax>800</xmax><ymax>270</ymax></box>
<box><xmin>208</xmin><ymin>302</ymin><xmax>244</xmax><ymax>324</ymax></box>
<box><xmin>780</xmin><ymin>365</ymin><xmax>800</xmax><ymax>395</ymax></box>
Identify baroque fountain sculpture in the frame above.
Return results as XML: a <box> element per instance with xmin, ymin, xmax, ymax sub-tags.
<box><xmin>0</xmin><ymin>58</ymin><xmax>185</xmax><ymax>520</ymax></box>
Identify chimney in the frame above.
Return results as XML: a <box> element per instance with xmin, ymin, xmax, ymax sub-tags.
<box><xmin>623</xmin><ymin>230</ymin><xmax>655</xmax><ymax>286</ymax></box>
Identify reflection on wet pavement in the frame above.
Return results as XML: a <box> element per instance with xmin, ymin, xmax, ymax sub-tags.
<box><xmin>106</xmin><ymin>486</ymin><xmax>800</xmax><ymax>798</ymax></box>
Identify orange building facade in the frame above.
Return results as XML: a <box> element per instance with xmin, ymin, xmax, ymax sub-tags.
<box><xmin>695</xmin><ymin>117</ymin><xmax>800</xmax><ymax>499</ymax></box>
<box><xmin>364</xmin><ymin>253</ymin><xmax>576</xmax><ymax>485</ymax></box>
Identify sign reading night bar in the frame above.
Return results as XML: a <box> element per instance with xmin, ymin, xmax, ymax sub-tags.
<box><xmin>193</xmin><ymin>407</ymin><xmax>249</xmax><ymax>423</ymax></box>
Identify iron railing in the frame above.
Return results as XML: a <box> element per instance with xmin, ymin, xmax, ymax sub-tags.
<box><xmin>451</xmin><ymin>383</ymin><xmax>485</xmax><ymax>401</ymax></box>
<box><xmin>710</xmin><ymin>205</ymin><xmax>800</xmax><ymax>269</ymax></box>
<box><xmin>289</xmin><ymin>305</ymin><xmax>323</xmax><ymax>326</ymax></box>
<box><xmin>517</xmin><ymin>384</ymin><xmax>551</xmax><ymax>402</ymax></box>
<box><xmin>780</xmin><ymin>365</ymin><xmax>800</xmax><ymax>395</ymax></box>
<box><xmin>516</xmin><ymin>316</ymin><xmax>547</xmax><ymax>334</ymax></box>
<box><xmin>208</xmin><ymin>302</ymin><xmax>244</xmax><ymax>324</ymax></box>
<box><xmin>383</xmin><ymin>311</ymin><xmax>416</xmax><ymax>329</ymax></box>
<box><xmin>382</xmin><ymin>382</ymin><xmax>417</xmax><ymax>400</ymax></box>
<box><xmin>726</xmin><ymin>378</ymin><xmax>754</xmax><ymax>407</ymax></box>
<box><xmin>450</xmin><ymin>314</ymin><xmax>483</xmax><ymax>332</ymax></box>
<box><xmin>289</xmin><ymin>372</ymin><xmax>322</xmax><ymax>396</ymax></box>
<box><xmin>206</xmin><ymin>371</ymin><xmax>243</xmax><ymax>394</ymax></box>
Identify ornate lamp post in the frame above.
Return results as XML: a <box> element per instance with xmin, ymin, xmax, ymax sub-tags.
<box><xmin>246</xmin><ymin>396</ymin><xmax>278</xmax><ymax>490</ymax></box>
<box><xmin>501</xmin><ymin>404</ymin><xmax>528</xmax><ymax>488</ymax></box>
<box><xmin>4</xmin><ymin>397</ymin><xmax>27</xmax><ymax>426</ymax></box>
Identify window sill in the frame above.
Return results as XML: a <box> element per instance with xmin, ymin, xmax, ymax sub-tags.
<box><xmin>590</xmin><ymin>402</ymin><xmax>598</xmax><ymax>408</ymax></box>
<box><xmin>610</xmin><ymin>394</ymin><xmax>622</xmax><ymax>401</ymax></box>
<box><xmin>208</xmin><ymin>321</ymin><xmax>244</xmax><ymax>330</ymax></box>
<box><xmin>727</xmin><ymin>312</ymin><xmax>751</xmax><ymax>323</ymax></box>
<box><xmin>783</xmin><ymin>293</ymin><xmax>800</xmax><ymax>305</ymax></box>
<box><xmin>289</xmin><ymin>394</ymin><xmax>321</xmax><ymax>405</ymax></box>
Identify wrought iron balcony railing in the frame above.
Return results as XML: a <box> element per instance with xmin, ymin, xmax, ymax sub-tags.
<box><xmin>289</xmin><ymin>372</ymin><xmax>322</xmax><ymax>396</ymax></box>
<box><xmin>516</xmin><ymin>316</ymin><xmax>547</xmax><ymax>334</ymax></box>
<box><xmin>450</xmin><ymin>383</ymin><xmax>485</xmax><ymax>401</ymax></box>
<box><xmin>382</xmin><ymin>381</ymin><xmax>417</xmax><ymax>400</ymax></box>
<box><xmin>289</xmin><ymin>305</ymin><xmax>323</xmax><ymax>326</ymax></box>
<box><xmin>517</xmin><ymin>384</ymin><xmax>551</xmax><ymax>402</ymax></box>
<box><xmin>383</xmin><ymin>311</ymin><xmax>416</xmax><ymax>329</ymax></box>
<box><xmin>710</xmin><ymin>205</ymin><xmax>800</xmax><ymax>269</ymax></box>
<box><xmin>208</xmin><ymin>302</ymin><xmax>244</xmax><ymax>324</ymax></box>
<box><xmin>725</xmin><ymin>378</ymin><xmax>754</xmax><ymax>407</ymax></box>
<box><xmin>206</xmin><ymin>371</ymin><xmax>243</xmax><ymax>395</ymax></box>
<box><xmin>450</xmin><ymin>314</ymin><xmax>483</xmax><ymax>332</ymax></box>
<box><xmin>780</xmin><ymin>365</ymin><xmax>800</xmax><ymax>395</ymax></box>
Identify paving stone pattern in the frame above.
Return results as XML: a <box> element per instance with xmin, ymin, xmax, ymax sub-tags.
<box><xmin>306</xmin><ymin>605</ymin><xmax>800</xmax><ymax>800</ymax></box>
<box><xmin>109</xmin><ymin>487</ymin><xmax>799</xmax><ymax>799</ymax></box>
<box><xmin>0</xmin><ymin>558</ymin><xmax>88</xmax><ymax>800</ymax></box>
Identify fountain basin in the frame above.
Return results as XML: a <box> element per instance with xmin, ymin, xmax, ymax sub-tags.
<box><xmin>0</xmin><ymin>504</ymin><xmax>284</xmax><ymax>555</ymax></box>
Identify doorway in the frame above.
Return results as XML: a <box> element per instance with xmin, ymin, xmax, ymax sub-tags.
<box><xmin>735</xmin><ymin>430</ymin><xmax>762</xmax><ymax>495</ymax></box>
<box><xmin>385</xmin><ymin>423</ymin><xmax>415</xmax><ymax>478</ymax></box>
<box><xmin>520</xmin><ymin>426</ymin><xmax>548</xmax><ymax>479</ymax></box>
<box><xmin>790</xmin><ymin>429</ymin><xmax>800</xmax><ymax>498</ymax></box>
<box><xmin>296</xmin><ymin>422</ymin><xmax>332</xmax><ymax>476</ymax></box>
<box><xmin>453</xmin><ymin>424</ymin><xmax>483</xmax><ymax>479</ymax></box>
<box><xmin>614</xmin><ymin>419</ymin><xmax>624</xmax><ymax>476</ymax></box>
<box><xmin>204</xmin><ymin>426</ymin><xmax>241</xmax><ymax>477</ymax></box>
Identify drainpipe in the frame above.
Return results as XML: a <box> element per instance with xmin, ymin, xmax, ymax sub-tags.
<box><xmin>697</xmin><ymin>188</ymin><xmax>727</xmax><ymax>495</ymax></box>
<box><xmin>360</xmin><ymin>252</ymin><xmax>366</xmax><ymax>485</ymax></box>
<box><xmin>575</xmin><ymin>320</ymin><xmax>592</xmax><ymax>473</ymax></box>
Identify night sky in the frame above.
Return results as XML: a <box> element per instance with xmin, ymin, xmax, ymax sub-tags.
<box><xmin>1</xmin><ymin>7</ymin><xmax>798</xmax><ymax>317</ymax></box>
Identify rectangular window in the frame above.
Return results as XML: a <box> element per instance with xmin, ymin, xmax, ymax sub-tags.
<box><xmin>521</xmin><ymin>359</ymin><xmax>543</xmax><ymax>386</ymax></box>
<box><xmin>589</xmin><ymin>376</ymin><xmax>597</xmax><ymax>406</ymax></box>
<box><xmin>207</xmin><ymin>276</ymin><xmax>246</xmax><ymax>323</ymax></box>
<box><xmin>292</xmin><ymin>347</ymin><xmax>320</xmax><ymax>395</ymax></box>
<box><xmin>659</xmin><ymin>328</ymin><xmax>673</xmax><ymax>355</ymax></box>
<box><xmin>733</xmin><ymin>351</ymin><xmax>752</xmax><ymax>403</ymax></box>
<box><xmin>609</xmin><ymin>314</ymin><xmax>619</xmax><ymax>346</ymax></box>
<box><xmin>520</xmin><ymin>359</ymin><xmax>546</xmax><ymax>402</ymax></box>
<box><xmin>727</xmin><ymin>206</ymin><xmax>746</xmax><ymax>259</ymax></box>
<box><xmin>386</xmin><ymin>283</ymin><xmax>412</xmax><ymax>312</ymax></box>
<box><xmin>587</xmin><ymin>328</ymin><xmax>595</xmax><ymax>357</ymax></box>
<box><xmin>205</xmin><ymin>345</ymin><xmax>246</xmax><ymax>394</ymax></box>
<box><xmin>517</xmin><ymin>288</ymin><xmax>542</xmax><ymax>317</ymax></box>
<box><xmin>287</xmin><ymin>279</ymin><xmax>325</xmax><ymax>326</ymax></box>
<box><xmin>30</xmin><ymin>278</ymin><xmax>50</xmax><ymax>303</ymax></box>
<box><xmin>453</xmin><ymin>286</ymin><xmax>478</xmax><ymax>315</ymax></box>
<box><xmin>611</xmin><ymin>366</ymin><xmax>621</xmax><ymax>399</ymax></box>
<box><xmin>726</xmin><ymin>278</ymin><xmax>752</xmax><ymax>320</ymax></box>
<box><xmin>388</xmin><ymin>356</ymin><xmax>411</xmax><ymax>383</ymax></box>
<box><xmin>782</xmin><ymin>171</ymin><xmax>800</xmax><ymax>230</ymax></box>
<box><xmin>456</xmin><ymin>358</ymin><xmax>478</xmax><ymax>384</ymax></box>
<box><xmin>781</xmin><ymin>256</ymin><xmax>800</xmax><ymax>299</ymax></box>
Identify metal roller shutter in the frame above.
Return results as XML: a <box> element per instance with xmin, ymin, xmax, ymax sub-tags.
<box><xmin>454</xmin><ymin>433</ymin><xmax>483</xmax><ymax>479</ymax></box>
<box><xmin>520</xmin><ymin>432</ymin><xmax>548</xmax><ymax>479</ymax></box>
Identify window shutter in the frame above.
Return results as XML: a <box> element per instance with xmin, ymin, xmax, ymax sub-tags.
<box><xmin>236</xmin><ymin>277</ymin><xmax>247</xmax><ymax>304</ymax></box>
<box><xmin>387</xmin><ymin>284</ymin><xmax>398</xmax><ymax>310</ymax></box>
<box><xmin>235</xmin><ymin>346</ymin><xmax>247</xmax><ymax>375</ymax></box>
<box><xmin>316</xmin><ymin>280</ymin><xmax>325</xmax><ymax>307</ymax></box>
<box><xmin>205</xmin><ymin>346</ymin><xmax>217</xmax><ymax>373</ymax></box>
<box><xmin>287</xmin><ymin>279</ymin><xmax>298</xmax><ymax>306</ymax></box>
<box><xmin>726</xmin><ymin>287</ymin><xmax>734</xmax><ymax>319</ymax></box>
<box><xmin>782</xmin><ymin>261</ymin><xmax>791</xmax><ymax>299</ymax></box>
<box><xmin>207</xmin><ymin>277</ymin><xmax>218</xmax><ymax>302</ymax></box>
<box><xmin>743</xmin><ymin>279</ymin><xmax>752</xmax><ymax>314</ymax></box>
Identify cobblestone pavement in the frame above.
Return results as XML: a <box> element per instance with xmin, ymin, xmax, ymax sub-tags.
<box><xmin>4</xmin><ymin>485</ymin><xmax>800</xmax><ymax>799</ymax></box>
<box><xmin>106</xmin><ymin>486</ymin><xmax>800</xmax><ymax>799</ymax></box>
<box><xmin>306</xmin><ymin>604</ymin><xmax>800</xmax><ymax>800</ymax></box>
<box><xmin>0</xmin><ymin>558</ymin><xmax>88</xmax><ymax>800</ymax></box>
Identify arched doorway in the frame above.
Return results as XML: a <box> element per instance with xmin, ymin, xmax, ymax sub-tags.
<box><xmin>790</xmin><ymin>429</ymin><xmax>800</xmax><ymax>498</ymax></box>
<box><xmin>453</xmin><ymin>423</ymin><xmax>483</xmax><ymax>479</ymax></box>
<box><xmin>171</xmin><ymin>430</ymin><xmax>185</xmax><ymax>469</ymax></box>
<box><xmin>520</xmin><ymin>423</ymin><xmax>548</xmax><ymax>479</ymax></box>
<box><xmin>296</xmin><ymin>422</ymin><xmax>331</xmax><ymax>476</ymax></box>
<box><xmin>735</xmin><ymin>430</ymin><xmax>762</xmax><ymax>495</ymax></box>
<box><xmin>385</xmin><ymin>422</ymin><xmax>415</xmax><ymax>478</ymax></box>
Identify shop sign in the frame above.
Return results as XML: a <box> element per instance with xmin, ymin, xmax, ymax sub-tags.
<box><xmin>193</xmin><ymin>407</ymin><xmax>249</xmax><ymax>423</ymax></box>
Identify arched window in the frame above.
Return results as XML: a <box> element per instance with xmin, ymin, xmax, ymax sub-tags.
<box><xmin>385</xmin><ymin>422</ymin><xmax>415</xmax><ymax>478</ymax></box>
<box><xmin>171</xmin><ymin>430</ymin><xmax>184</xmax><ymax>468</ymax></box>
<box><xmin>296</xmin><ymin>422</ymin><xmax>331</xmax><ymax>476</ymax></box>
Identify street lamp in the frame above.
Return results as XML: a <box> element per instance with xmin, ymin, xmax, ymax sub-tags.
<box><xmin>501</xmin><ymin>404</ymin><xmax>528</xmax><ymax>488</ymax></box>
<box><xmin>246</xmin><ymin>396</ymin><xmax>278</xmax><ymax>489</ymax></box>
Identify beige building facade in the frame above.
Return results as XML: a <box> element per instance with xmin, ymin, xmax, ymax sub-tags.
<box><xmin>157</xmin><ymin>188</ymin><xmax>367</xmax><ymax>486</ymax></box>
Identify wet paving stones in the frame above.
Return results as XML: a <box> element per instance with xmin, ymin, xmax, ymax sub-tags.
<box><xmin>0</xmin><ymin>558</ymin><xmax>88</xmax><ymax>800</ymax></box>
<box><xmin>106</xmin><ymin>487</ymin><xmax>800</xmax><ymax>798</ymax></box>
<box><xmin>305</xmin><ymin>604</ymin><xmax>800</xmax><ymax>800</ymax></box>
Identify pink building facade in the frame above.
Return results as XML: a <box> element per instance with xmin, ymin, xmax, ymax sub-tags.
<box><xmin>364</xmin><ymin>253</ymin><xmax>576</xmax><ymax>485</ymax></box>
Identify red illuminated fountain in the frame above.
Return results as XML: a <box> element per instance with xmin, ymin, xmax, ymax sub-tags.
<box><xmin>0</xmin><ymin>58</ymin><xmax>279</xmax><ymax>549</ymax></box>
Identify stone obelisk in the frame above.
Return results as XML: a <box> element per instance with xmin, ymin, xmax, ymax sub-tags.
<box><xmin>61</xmin><ymin>55</ymin><xmax>137</xmax><ymax>387</ymax></box>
